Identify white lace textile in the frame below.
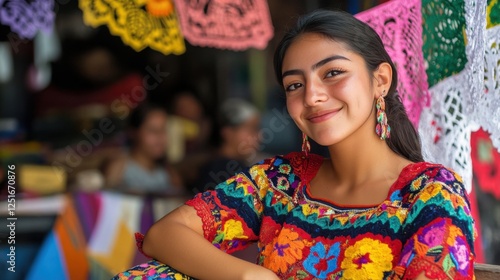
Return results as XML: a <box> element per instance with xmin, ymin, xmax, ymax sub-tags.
<box><xmin>419</xmin><ymin>0</ymin><xmax>489</xmax><ymax>193</ymax></box>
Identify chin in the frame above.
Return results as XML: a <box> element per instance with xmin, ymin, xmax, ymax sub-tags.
<box><xmin>308</xmin><ymin>130</ymin><xmax>346</xmax><ymax>147</ymax></box>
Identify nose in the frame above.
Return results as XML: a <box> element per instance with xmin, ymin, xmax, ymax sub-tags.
<box><xmin>304</xmin><ymin>76</ymin><xmax>328</xmax><ymax>107</ymax></box>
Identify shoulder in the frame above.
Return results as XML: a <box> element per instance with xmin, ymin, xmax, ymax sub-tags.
<box><xmin>401</xmin><ymin>162</ymin><xmax>470</xmax><ymax>211</ymax></box>
<box><xmin>243</xmin><ymin>152</ymin><xmax>323</xmax><ymax>196</ymax></box>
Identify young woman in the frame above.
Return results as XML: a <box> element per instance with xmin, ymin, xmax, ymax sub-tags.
<box><xmin>104</xmin><ymin>103</ymin><xmax>183</xmax><ymax>194</ymax></box>
<box><xmin>115</xmin><ymin>10</ymin><xmax>475</xmax><ymax>279</ymax></box>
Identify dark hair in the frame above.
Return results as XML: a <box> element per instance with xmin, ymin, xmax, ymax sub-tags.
<box><xmin>128</xmin><ymin>102</ymin><xmax>167</xmax><ymax>130</ymax></box>
<box><xmin>273</xmin><ymin>10</ymin><xmax>423</xmax><ymax>162</ymax></box>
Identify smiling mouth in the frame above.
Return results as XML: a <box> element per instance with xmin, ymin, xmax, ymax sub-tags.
<box><xmin>306</xmin><ymin>108</ymin><xmax>342</xmax><ymax>123</ymax></box>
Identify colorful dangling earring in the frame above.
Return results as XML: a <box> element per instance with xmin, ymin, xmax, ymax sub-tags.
<box><xmin>302</xmin><ymin>132</ymin><xmax>311</xmax><ymax>156</ymax></box>
<box><xmin>375</xmin><ymin>93</ymin><xmax>391</xmax><ymax>140</ymax></box>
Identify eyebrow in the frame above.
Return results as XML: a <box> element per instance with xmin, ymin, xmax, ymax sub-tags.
<box><xmin>281</xmin><ymin>55</ymin><xmax>351</xmax><ymax>78</ymax></box>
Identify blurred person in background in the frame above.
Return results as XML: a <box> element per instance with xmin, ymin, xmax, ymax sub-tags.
<box><xmin>168</xmin><ymin>89</ymin><xmax>212</xmax><ymax>156</ymax></box>
<box><xmin>193</xmin><ymin>98</ymin><xmax>261</xmax><ymax>193</ymax></box>
<box><xmin>168</xmin><ymin>88</ymin><xmax>215</xmax><ymax>191</ymax></box>
<box><xmin>103</xmin><ymin>103</ymin><xmax>183</xmax><ymax>194</ymax></box>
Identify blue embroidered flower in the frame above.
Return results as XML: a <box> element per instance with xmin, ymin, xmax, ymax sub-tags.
<box><xmin>304</xmin><ymin>242</ymin><xmax>340</xmax><ymax>278</ymax></box>
<box><xmin>390</xmin><ymin>190</ymin><xmax>402</xmax><ymax>202</ymax></box>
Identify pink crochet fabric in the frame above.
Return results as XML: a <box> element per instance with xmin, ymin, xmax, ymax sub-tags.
<box><xmin>355</xmin><ymin>0</ymin><xmax>430</xmax><ymax>128</ymax></box>
<box><xmin>173</xmin><ymin>0</ymin><xmax>274</xmax><ymax>50</ymax></box>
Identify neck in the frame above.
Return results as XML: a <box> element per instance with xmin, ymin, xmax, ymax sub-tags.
<box><xmin>326</xmin><ymin>123</ymin><xmax>409</xmax><ymax>188</ymax></box>
<box><xmin>130</xmin><ymin>149</ymin><xmax>157</xmax><ymax>171</ymax></box>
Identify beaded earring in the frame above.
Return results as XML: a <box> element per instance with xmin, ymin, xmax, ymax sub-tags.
<box><xmin>375</xmin><ymin>93</ymin><xmax>391</xmax><ymax>140</ymax></box>
<box><xmin>302</xmin><ymin>132</ymin><xmax>311</xmax><ymax>156</ymax></box>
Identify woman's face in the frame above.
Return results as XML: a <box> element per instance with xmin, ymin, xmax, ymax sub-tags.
<box><xmin>282</xmin><ymin>33</ymin><xmax>378</xmax><ymax>146</ymax></box>
<box><xmin>136</xmin><ymin>110</ymin><xmax>168</xmax><ymax>159</ymax></box>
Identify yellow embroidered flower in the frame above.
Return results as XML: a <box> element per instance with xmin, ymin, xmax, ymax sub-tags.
<box><xmin>337</xmin><ymin>215</ymin><xmax>349</xmax><ymax>226</ymax></box>
<box><xmin>341</xmin><ymin>238</ymin><xmax>394</xmax><ymax>279</ymax></box>
<box><xmin>222</xmin><ymin>220</ymin><xmax>247</xmax><ymax>241</ymax></box>
<box><xmin>302</xmin><ymin>204</ymin><xmax>313</xmax><ymax>216</ymax></box>
<box><xmin>446</xmin><ymin>225</ymin><xmax>462</xmax><ymax>246</ymax></box>
<box><xmin>262</xmin><ymin>228</ymin><xmax>305</xmax><ymax>274</ymax></box>
<box><xmin>250</xmin><ymin>166</ymin><xmax>271</xmax><ymax>195</ymax></box>
<box><xmin>419</xmin><ymin>182</ymin><xmax>442</xmax><ymax>202</ymax></box>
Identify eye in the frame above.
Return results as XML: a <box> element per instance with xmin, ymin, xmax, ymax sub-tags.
<box><xmin>285</xmin><ymin>83</ymin><xmax>303</xmax><ymax>92</ymax></box>
<box><xmin>325</xmin><ymin>69</ymin><xmax>345</xmax><ymax>78</ymax></box>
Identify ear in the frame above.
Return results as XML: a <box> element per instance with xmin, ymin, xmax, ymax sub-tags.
<box><xmin>373</xmin><ymin>62</ymin><xmax>392</xmax><ymax>98</ymax></box>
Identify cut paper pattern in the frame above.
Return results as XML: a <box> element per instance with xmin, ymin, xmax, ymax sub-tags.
<box><xmin>79</xmin><ymin>0</ymin><xmax>185</xmax><ymax>55</ymax></box>
<box><xmin>419</xmin><ymin>0</ymin><xmax>488</xmax><ymax>193</ymax></box>
<box><xmin>356</xmin><ymin>0</ymin><xmax>430</xmax><ymax>127</ymax></box>
<box><xmin>173</xmin><ymin>0</ymin><xmax>273</xmax><ymax>50</ymax></box>
<box><xmin>0</xmin><ymin>0</ymin><xmax>55</xmax><ymax>39</ymax></box>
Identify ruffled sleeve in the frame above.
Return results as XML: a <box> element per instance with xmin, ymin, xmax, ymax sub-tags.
<box><xmin>184</xmin><ymin>155</ymin><xmax>280</xmax><ymax>253</ymax></box>
<box><xmin>185</xmin><ymin>152</ymin><xmax>323</xmax><ymax>254</ymax></box>
<box><xmin>391</xmin><ymin>167</ymin><xmax>475</xmax><ymax>279</ymax></box>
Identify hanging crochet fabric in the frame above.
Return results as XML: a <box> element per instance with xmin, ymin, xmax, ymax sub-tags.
<box><xmin>418</xmin><ymin>0</ymin><xmax>490</xmax><ymax>193</ymax></box>
<box><xmin>172</xmin><ymin>0</ymin><xmax>274</xmax><ymax>50</ymax></box>
<box><xmin>79</xmin><ymin>0</ymin><xmax>185</xmax><ymax>55</ymax></box>
<box><xmin>355</xmin><ymin>0</ymin><xmax>430</xmax><ymax>127</ymax></box>
<box><xmin>478</xmin><ymin>0</ymin><xmax>500</xmax><ymax>150</ymax></box>
<box><xmin>0</xmin><ymin>0</ymin><xmax>55</xmax><ymax>39</ymax></box>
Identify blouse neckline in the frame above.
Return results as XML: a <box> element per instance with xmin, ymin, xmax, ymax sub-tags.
<box><xmin>302</xmin><ymin>161</ymin><xmax>425</xmax><ymax>210</ymax></box>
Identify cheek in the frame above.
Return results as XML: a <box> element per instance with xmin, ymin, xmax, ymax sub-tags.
<box><xmin>286</xmin><ymin>97</ymin><xmax>302</xmax><ymax>122</ymax></box>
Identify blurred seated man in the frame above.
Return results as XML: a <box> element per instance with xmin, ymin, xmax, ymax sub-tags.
<box><xmin>193</xmin><ymin>98</ymin><xmax>261</xmax><ymax>193</ymax></box>
<box><xmin>103</xmin><ymin>103</ymin><xmax>183</xmax><ymax>195</ymax></box>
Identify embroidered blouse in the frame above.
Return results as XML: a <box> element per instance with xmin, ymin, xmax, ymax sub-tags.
<box><xmin>116</xmin><ymin>152</ymin><xmax>475</xmax><ymax>280</ymax></box>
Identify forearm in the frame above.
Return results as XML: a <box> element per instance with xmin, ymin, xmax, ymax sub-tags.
<box><xmin>142</xmin><ymin>207</ymin><xmax>276</xmax><ymax>280</ymax></box>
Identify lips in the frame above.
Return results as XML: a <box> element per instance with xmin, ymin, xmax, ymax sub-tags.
<box><xmin>306</xmin><ymin>108</ymin><xmax>342</xmax><ymax>123</ymax></box>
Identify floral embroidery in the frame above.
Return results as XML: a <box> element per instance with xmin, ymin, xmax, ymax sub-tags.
<box><xmin>420</xmin><ymin>220</ymin><xmax>446</xmax><ymax>248</ymax></box>
<box><xmin>341</xmin><ymin>238</ymin><xmax>394</xmax><ymax>279</ymax></box>
<box><xmin>303</xmin><ymin>242</ymin><xmax>340</xmax><ymax>278</ymax></box>
<box><xmin>116</xmin><ymin>153</ymin><xmax>475</xmax><ymax>280</ymax></box>
<box><xmin>215</xmin><ymin>219</ymin><xmax>247</xmax><ymax>241</ymax></box>
<box><xmin>262</xmin><ymin>228</ymin><xmax>305</xmax><ymax>274</ymax></box>
<box><xmin>276</xmin><ymin>176</ymin><xmax>290</xmax><ymax>190</ymax></box>
<box><xmin>450</xmin><ymin>236</ymin><xmax>471</xmax><ymax>275</ymax></box>
<box><xmin>419</xmin><ymin>182</ymin><xmax>443</xmax><ymax>202</ymax></box>
<box><xmin>279</xmin><ymin>164</ymin><xmax>292</xmax><ymax>174</ymax></box>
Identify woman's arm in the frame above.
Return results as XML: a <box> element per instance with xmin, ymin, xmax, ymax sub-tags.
<box><xmin>142</xmin><ymin>205</ymin><xmax>278</xmax><ymax>280</ymax></box>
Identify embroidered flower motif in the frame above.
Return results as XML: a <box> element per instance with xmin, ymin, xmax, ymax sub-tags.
<box><xmin>438</xmin><ymin>168</ymin><xmax>455</xmax><ymax>180</ymax></box>
<box><xmin>389</xmin><ymin>190</ymin><xmax>402</xmax><ymax>202</ymax></box>
<box><xmin>279</xmin><ymin>164</ymin><xmax>292</xmax><ymax>174</ymax></box>
<box><xmin>262</xmin><ymin>228</ymin><xmax>305</xmax><ymax>274</ymax></box>
<box><xmin>215</xmin><ymin>219</ymin><xmax>247</xmax><ymax>241</ymax></box>
<box><xmin>276</xmin><ymin>176</ymin><xmax>290</xmax><ymax>190</ymax></box>
<box><xmin>419</xmin><ymin>182</ymin><xmax>443</xmax><ymax>202</ymax></box>
<box><xmin>341</xmin><ymin>238</ymin><xmax>394</xmax><ymax>279</ymax></box>
<box><xmin>420</xmin><ymin>219</ymin><xmax>446</xmax><ymax>248</ymax></box>
<box><xmin>410</xmin><ymin>176</ymin><xmax>425</xmax><ymax>191</ymax></box>
<box><xmin>449</xmin><ymin>236</ymin><xmax>470</xmax><ymax>275</ymax></box>
<box><xmin>303</xmin><ymin>242</ymin><xmax>341</xmax><ymax>278</ymax></box>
